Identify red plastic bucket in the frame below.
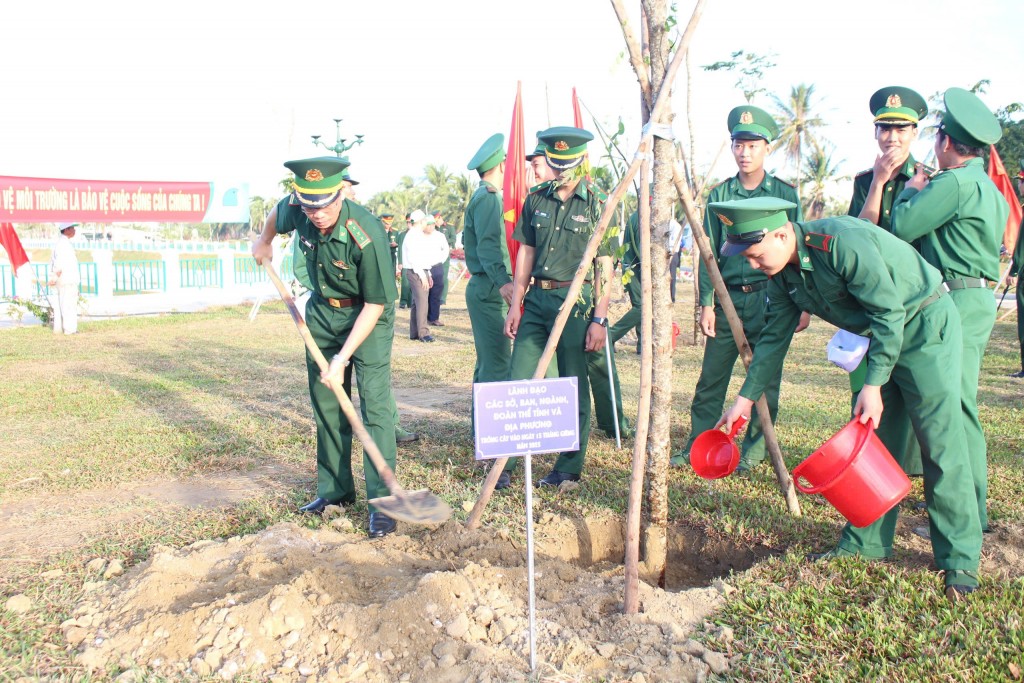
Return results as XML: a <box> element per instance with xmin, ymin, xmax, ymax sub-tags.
<box><xmin>690</xmin><ymin>414</ymin><xmax>748</xmax><ymax>479</ymax></box>
<box><xmin>792</xmin><ymin>420</ymin><xmax>911</xmax><ymax>528</ymax></box>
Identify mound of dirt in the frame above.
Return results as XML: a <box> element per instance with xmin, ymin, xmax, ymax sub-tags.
<box><xmin>66</xmin><ymin>518</ymin><xmax>735</xmax><ymax>681</ymax></box>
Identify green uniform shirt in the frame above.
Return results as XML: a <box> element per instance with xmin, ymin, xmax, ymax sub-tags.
<box><xmin>386</xmin><ymin>226</ymin><xmax>400</xmax><ymax>272</ymax></box>
<box><xmin>890</xmin><ymin>157</ymin><xmax>1009</xmax><ymax>281</ymax></box>
<box><xmin>740</xmin><ymin>216</ymin><xmax>943</xmax><ymax>400</ymax></box>
<box><xmin>274</xmin><ymin>197</ymin><xmax>397</xmax><ymax>305</ymax></box>
<box><xmin>513</xmin><ymin>180</ymin><xmax>612</xmax><ymax>281</ymax></box>
<box><xmin>1011</xmin><ymin>217</ymin><xmax>1024</xmax><ymax>278</ymax></box>
<box><xmin>847</xmin><ymin>155</ymin><xmax>918</xmax><ymax>230</ymax></box>
<box><xmin>440</xmin><ymin>223</ymin><xmax>457</xmax><ymax>249</ymax></box>
<box><xmin>699</xmin><ymin>173</ymin><xmax>801</xmax><ymax>306</ymax></box>
<box><xmin>622</xmin><ymin>211</ymin><xmax>642</xmax><ymax>275</ymax></box>
<box><xmin>463</xmin><ymin>180</ymin><xmax>512</xmax><ymax>287</ymax></box>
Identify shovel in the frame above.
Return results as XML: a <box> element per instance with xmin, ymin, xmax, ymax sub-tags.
<box><xmin>261</xmin><ymin>258</ymin><xmax>451</xmax><ymax>526</ymax></box>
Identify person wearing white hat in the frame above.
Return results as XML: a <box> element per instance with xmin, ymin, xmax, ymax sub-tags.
<box><xmin>49</xmin><ymin>222</ymin><xmax>81</xmax><ymax>335</ymax></box>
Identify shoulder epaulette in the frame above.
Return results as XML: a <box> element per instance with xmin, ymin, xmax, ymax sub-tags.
<box><xmin>774</xmin><ymin>176</ymin><xmax>797</xmax><ymax>189</ymax></box>
<box><xmin>803</xmin><ymin>232</ymin><xmax>833</xmax><ymax>252</ymax></box>
<box><xmin>854</xmin><ymin>168</ymin><xmax>873</xmax><ymax>179</ymax></box>
<box><xmin>529</xmin><ymin>181</ymin><xmax>552</xmax><ymax>194</ymax></box>
<box><xmin>584</xmin><ymin>180</ymin><xmax>608</xmax><ymax>202</ymax></box>
<box><xmin>344</xmin><ymin>219</ymin><xmax>372</xmax><ymax>250</ymax></box>
<box><xmin>485</xmin><ymin>184</ymin><xmax>498</xmax><ymax>193</ymax></box>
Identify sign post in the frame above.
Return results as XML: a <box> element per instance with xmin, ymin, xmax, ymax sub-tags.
<box><xmin>472</xmin><ymin>377</ymin><xmax>580</xmax><ymax>673</ymax></box>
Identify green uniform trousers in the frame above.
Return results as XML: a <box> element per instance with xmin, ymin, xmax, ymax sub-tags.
<box><xmin>441</xmin><ymin>257</ymin><xmax>451</xmax><ymax>305</ymax></box>
<box><xmin>586</xmin><ymin>345</ymin><xmax>631</xmax><ymax>438</ymax></box>
<box><xmin>949</xmin><ymin>287</ymin><xmax>996</xmax><ymax>531</ymax></box>
<box><xmin>466</xmin><ymin>276</ymin><xmax>512</xmax><ymax>432</ymax></box>
<box><xmin>838</xmin><ymin>295</ymin><xmax>981</xmax><ymax>571</ymax></box>
<box><xmin>684</xmin><ymin>289</ymin><xmax>780</xmax><ymax>467</ymax></box>
<box><xmin>505</xmin><ymin>285</ymin><xmax>594</xmax><ymax>475</ymax></box>
<box><xmin>609</xmin><ymin>274</ymin><xmax>642</xmax><ymax>345</ymax></box>
<box><xmin>305</xmin><ymin>300</ymin><xmax>397</xmax><ymax>512</ymax></box>
<box><xmin>399</xmin><ymin>269</ymin><xmax>411</xmax><ymax>307</ymax></box>
<box><xmin>1017</xmin><ymin>278</ymin><xmax>1024</xmax><ymax>371</ymax></box>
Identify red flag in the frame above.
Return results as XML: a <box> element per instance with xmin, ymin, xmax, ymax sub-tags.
<box><xmin>572</xmin><ymin>87</ymin><xmax>583</xmax><ymax>128</ymax></box>
<box><xmin>502</xmin><ymin>82</ymin><xmax>526</xmax><ymax>273</ymax></box>
<box><xmin>0</xmin><ymin>222</ymin><xmax>29</xmax><ymax>271</ymax></box>
<box><xmin>988</xmin><ymin>145</ymin><xmax>1023</xmax><ymax>254</ymax></box>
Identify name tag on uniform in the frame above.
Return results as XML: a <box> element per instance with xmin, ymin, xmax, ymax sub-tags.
<box><xmin>571</xmin><ymin>215</ymin><xmax>587</xmax><ymax>222</ymax></box>
<box><xmin>535</xmin><ymin>211</ymin><xmax>550</xmax><ymax>218</ymax></box>
<box><xmin>300</xmin><ymin>235</ymin><xmax>316</xmax><ymax>250</ymax></box>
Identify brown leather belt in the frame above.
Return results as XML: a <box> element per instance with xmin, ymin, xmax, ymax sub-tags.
<box><xmin>317</xmin><ymin>294</ymin><xmax>362</xmax><ymax>309</ymax></box>
<box><xmin>535</xmin><ymin>278</ymin><xmax>591</xmax><ymax>290</ymax></box>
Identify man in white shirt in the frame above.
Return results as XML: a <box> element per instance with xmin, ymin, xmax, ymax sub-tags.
<box><xmin>49</xmin><ymin>222</ymin><xmax>81</xmax><ymax>335</ymax></box>
<box><xmin>402</xmin><ymin>210</ymin><xmax>449</xmax><ymax>341</ymax></box>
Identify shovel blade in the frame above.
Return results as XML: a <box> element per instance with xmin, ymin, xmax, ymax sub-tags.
<box><xmin>369</xmin><ymin>489</ymin><xmax>451</xmax><ymax>526</ymax></box>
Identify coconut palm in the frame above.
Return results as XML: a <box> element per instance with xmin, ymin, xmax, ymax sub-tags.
<box><xmin>771</xmin><ymin>84</ymin><xmax>826</xmax><ymax>200</ymax></box>
<box><xmin>801</xmin><ymin>143</ymin><xmax>843</xmax><ymax>220</ymax></box>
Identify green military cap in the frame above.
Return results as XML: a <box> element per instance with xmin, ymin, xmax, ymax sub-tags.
<box><xmin>939</xmin><ymin>87</ymin><xmax>1002</xmax><ymax>148</ymax></box>
<box><xmin>710</xmin><ymin>197</ymin><xmax>798</xmax><ymax>257</ymax></box>
<box><xmin>870</xmin><ymin>86</ymin><xmax>927</xmax><ymax>126</ymax></box>
<box><xmin>727</xmin><ymin>105</ymin><xmax>779</xmax><ymax>142</ymax></box>
<box><xmin>284</xmin><ymin>156</ymin><xmax>349</xmax><ymax>208</ymax></box>
<box><xmin>539</xmin><ymin>126</ymin><xmax>593</xmax><ymax>171</ymax></box>
<box><xmin>467</xmin><ymin>133</ymin><xmax>506</xmax><ymax>173</ymax></box>
<box><xmin>380</xmin><ymin>212</ymin><xmax>394</xmax><ymax>219</ymax></box>
<box><xmin>341</xmin><ymin>168</ymin><xmax>359</xmax><ymax>186</ymax></box>
<box><xmin>525</xmin><ymin>139</ymin><xmax>546</xmax><ymax>161</ymax></box>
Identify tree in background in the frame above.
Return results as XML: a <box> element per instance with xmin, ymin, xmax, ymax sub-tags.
<box><xmin>771</xmin><ymin>83</ymin><xmax>826</xmax><ymax>200</ymax></box>
<box><xmin>801</xmin><ymin>142</ymin><xmax>844</xmax><ymax>220</ymax></box>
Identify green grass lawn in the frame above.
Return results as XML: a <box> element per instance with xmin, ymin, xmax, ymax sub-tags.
<box><xmin>0</xmin><ymin>284</ymin><xmax>1021</xmax><ymax>681</ymax></box>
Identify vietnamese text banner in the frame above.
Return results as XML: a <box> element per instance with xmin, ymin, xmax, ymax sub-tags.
<box><xmin>0</xmin><ymin>176</ymin><xmax>249</xmax><ymax>223</ymax></box>
<box><xmin>473</xmin><ymin>378</ymin><xmax>580</xmax><ymax>460</ymax></box>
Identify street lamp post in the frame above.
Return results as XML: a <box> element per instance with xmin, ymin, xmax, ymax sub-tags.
<box><xmin>311</xmin><ymin>118</ymin><xmax>364</xmax><ymax>157</ymax></box>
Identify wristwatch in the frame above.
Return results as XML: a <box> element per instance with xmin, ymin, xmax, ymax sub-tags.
<box><xmin>590</xmin><ymin>316</ymin><xmax>608</xmax><ymax>327</ymax></box>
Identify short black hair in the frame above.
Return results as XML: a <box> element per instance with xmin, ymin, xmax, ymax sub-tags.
<box><xmin>937</xmin><ymin>129</ymin><xmax>984</xmax><ymax>159</ymax></box>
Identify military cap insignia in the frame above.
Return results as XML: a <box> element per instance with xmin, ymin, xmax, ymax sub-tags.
<box><xmin>304</xmin><ymin>169</ymin><xmax>325</xmax><ymax>182</ymax></box>
<box><xmin>716</xmin><ymin>213</ymin><xmax>734</xmax><ymax>227</ymax></box>
<box><xmin>332</xmin><ymin>259</ymin><xmax>350</xmax><ymax>270</ymax></box>
<box><xmin>739</xmin><ymin>111</ymin><xmax>753</xmax><ymax>125</ymax></box>
<box><xmin>554</xmin><ymin>140</ymin><xmax>569</xmax><ymax>151</ymax></box>
<box><xmin>344</xmin><ymin>219</ymin><xmax>371</xmax><ymax>249</ymax></box>
<box><xmin>886</xmin><ymin>94</ymin><xmax>902</xmax><ymax>108</ymax></box>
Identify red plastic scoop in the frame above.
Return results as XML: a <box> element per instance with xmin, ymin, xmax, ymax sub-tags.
<box><xmin>690</xmin><ymin>414</ymin><xmax>749</xmax><ymax>479</ymax></box>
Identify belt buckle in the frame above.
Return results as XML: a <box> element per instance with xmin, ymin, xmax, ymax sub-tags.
<box><xmin>540</xmin><ymin>279</ymin><xmax>553</xmax><ymax>290</ymax></box>
<box><xmin>741</xmin><ymin>284</ymin><xmax>752</xmax><ymax>293</ymax></box>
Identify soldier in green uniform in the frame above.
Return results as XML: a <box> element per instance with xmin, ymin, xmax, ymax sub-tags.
<box><xmin>846</xmin><ymin>86</ymin><xmax>930</xmax><ymax>476</ymax></box>
<box><xmin>609</xmin><ymin>208</ymin><xmax>642</xmax><ymax>352</ymax></box>
<box><xmin>397</xmin><ymin>215</ymin><xmax>412</xmax><ymax>309</ymax></box>
<box><xmin>503</xmin><ymin>126</ymin><xmax>614</xmax><ymax>486</ymax></box>
<box><xmin>380</xmin><ymin>212</ymin><xmax>399</xmax><ymax>273</ymax></box>
<box><xmin>715</xmin><ymin>197</ymin><xmax>982</xmax><ymax>600</ymax></box>
<box><xmin>673</xmin><ymin>106</ymin><xmax>805</xmax><ymax>473</ymax></box>
<box><xmin>886</xmin><ymin>87</ymin><xmax>1008</xmax><ymax>534</ymax></box>
<box><xmin>434</xmin><ymin>210</ymin><xmax>457</xmax><ymax>306</ymax></box>
<box><xmin>252</xmin><ymin>156</ymin><xmax>401</xmax><ymax>538</ymax></box>
<box><xmin>529</xmin><ymin>141</ymin><xmax>631</xmax><ymax>441</ymax></box>
<box><xmin>1010</xmin><ymin>161</ymin><xmax>1024</xmax><ymax>379</ymax></box>
<box><xmin>463</xmin><ymin>134</ymin><xmax>514</xmax><ymax>486</ymax></box>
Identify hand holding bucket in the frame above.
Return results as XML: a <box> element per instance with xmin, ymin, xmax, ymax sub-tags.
<box><xmin>690</xmin><ymin>414</ymin><xmax>748</xmax><ymax>479</ymax></box>
<box><xmin>792</xmin><ymin>420</ymin><xmax>911</xmax><ymax>528</ymax></box>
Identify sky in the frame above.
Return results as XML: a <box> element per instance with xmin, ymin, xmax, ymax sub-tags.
<box><xmin>1</xmin><ymin>0</ymin><xmax>1021</xmax><ymax>211</ymax></box>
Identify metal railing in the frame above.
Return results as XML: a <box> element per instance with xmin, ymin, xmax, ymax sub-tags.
<box><xmin>113</xmin><ymin>260</ymin><xmax>166</xmax><ymax>293</ymax></box>
<box><xmin>180</xmin><ymin>257</ymin><xmax>223</xmax><ymax>288</ymax></box>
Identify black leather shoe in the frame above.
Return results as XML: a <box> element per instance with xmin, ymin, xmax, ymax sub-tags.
<box><xmin>495</xmin><ymin>471</ymin><xmax>512</xmax><ymax>490</ymax></box>
<box><xmin>537</xmin><ymin>469</ymin><xmax>580</xmax><ymax>487</ymax></box>
<box><xmin>368</xmin><ymin>512</ymin><xmax>397</xmax><ymax>538</ymax></box>
<box><xmin>420</xmin><ymin>335</ymin><xmax>436</xmax><ymax>343</ymax></box>
<box><xmin>1009</xmin><ymin>369</ymin><xmax>1024</xmax><ymax>378</ymax></box>
<box><xmin>299</xmin><ymin>497</ymin><xmax>345</xmax><ymax>515</ymax></box>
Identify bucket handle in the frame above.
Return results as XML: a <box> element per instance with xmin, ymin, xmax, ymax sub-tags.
<box><xmin>726</xmin><ymin>413</ymin><xmax>749</xmax><ymax>440</ymax></box>
<box><xmin>793</xmin><ymin>420</ymin><xmax>874</xmax><ymax>495</ymax></box>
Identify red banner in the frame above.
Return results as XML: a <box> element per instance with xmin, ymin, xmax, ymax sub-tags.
<box><xmin>986</xmin><ymin>146</ymin><xmax>1022</xmax><ymax>254</ymax></box>
<box><xmin>0</xmin><ymin>176</ymin><xmax>222</xmax><ymax>223</ymax></box>
<box><xmin>502</xmin><ymin>83</ymin><xmax>526</xmax><ymax>272</ymax></box>
<box><xmin>0</xmin><ymin>222</ymin><xmax>29</xmax><ymax>271</ymax></box>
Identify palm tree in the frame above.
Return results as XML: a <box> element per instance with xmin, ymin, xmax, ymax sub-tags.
<box><xmin>801</xmin><ymin>143</ymin><xmax>843</xmax><ymax>220</ymax></box>
<box><xmin>771</xmin><ymin>84</ymin><xmax>826</xmax><ymax>200</ymax></box>
<box><xmin>249</xmin><ymin>196</ymin><xmax>273</xmax><ymax>234</ymax></box>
